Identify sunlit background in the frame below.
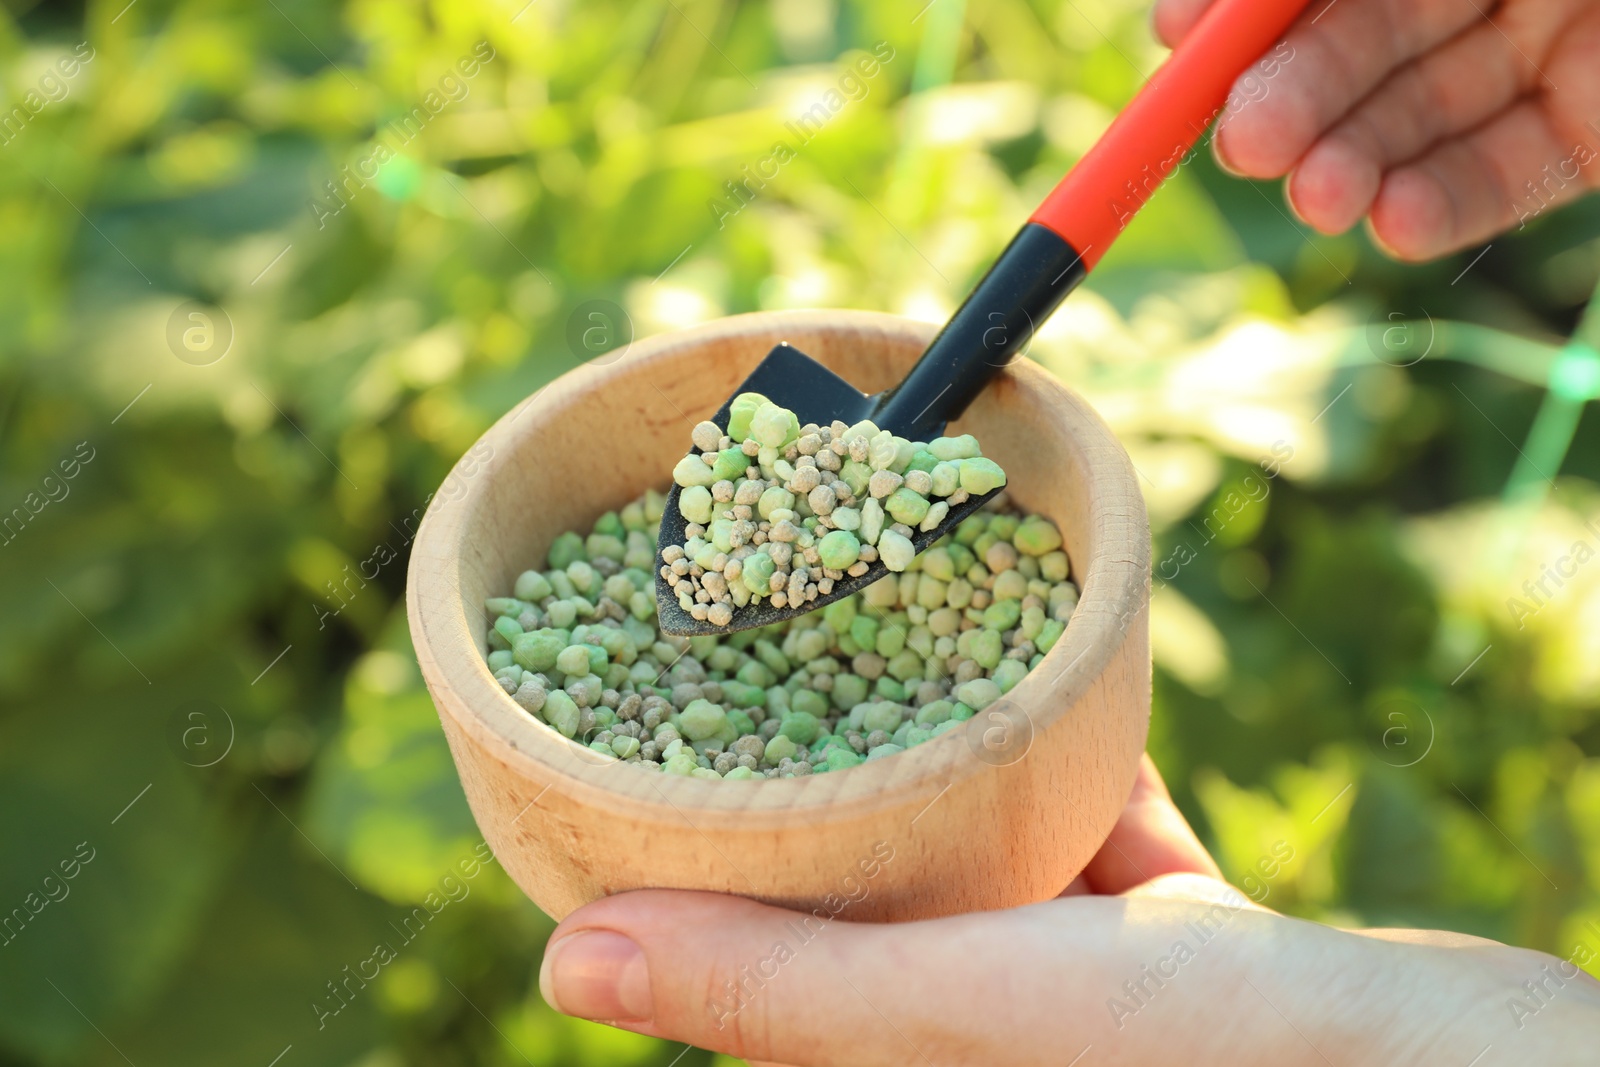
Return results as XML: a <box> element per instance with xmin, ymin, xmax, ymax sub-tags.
<box><xmin>4</xmin><ymin>0</ymin><xmax>1600</xmax><ymax>1063</ymax></box>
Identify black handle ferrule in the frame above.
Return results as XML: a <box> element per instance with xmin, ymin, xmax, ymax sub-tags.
<box><xmin>871</xmin><ymin>223</ymin><xmax>1089</xmax><ymax>439</ymax></box>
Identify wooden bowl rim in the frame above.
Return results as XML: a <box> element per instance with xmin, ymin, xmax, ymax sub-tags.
<box><xmin>406</xmin><ymin>309</ymin><xmax>1148</xmax><ymax>828</ymax></box>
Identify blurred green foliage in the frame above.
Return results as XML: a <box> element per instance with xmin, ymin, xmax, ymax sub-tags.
<box><xmin>2</xmin><ymin>0</ymin><xmax>1600</xmax><ymax>1063</ymax></box>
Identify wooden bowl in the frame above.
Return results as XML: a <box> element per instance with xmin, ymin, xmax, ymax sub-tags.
<box><xmin>407</xmin><ymin>309</ymin><xmax>1150</xmax><ymax>923</ymax></box>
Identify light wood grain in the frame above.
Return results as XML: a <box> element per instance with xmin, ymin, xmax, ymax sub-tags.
<box><xmin>406</xmin><ymin>310</ymin><xmax>1151</xmax><ymax>923</ymax></box>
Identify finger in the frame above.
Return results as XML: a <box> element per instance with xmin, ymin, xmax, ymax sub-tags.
<box><xmin>1151</xmin><ymin>0</ymin><xmax>1220</xmax><ymax>47</ymax></box>
<box><xmin>1080</xmin><ymin>753</ymin><xmax>1223</xmax><ymax>895</ymax></box>
<box><xmin>1058</xmin><ymin>871</ymin><xmax>1093</xmax><ymax>896</ymax></box>
<box><xmin>1212</xmin><ymin>0</ymin><xmax>1483</xmax><ymax>177</ymax></box>
<box><xmin>1367</xmin><ymin>99</ymin><xmax>1600</xmax><ymax>260</ymax></box>
<box><xmin>1546</xmin><ymin>0</ymin><xmax>1600</xmax><ymax>108</ymax></box>
<box><xmin>537</xmin><ymin>888</ymin><xmax>1309</xmax><ymax>1066</ymax></box>
<box><xmin>1286</xmin><ymin>20</ymin><xmax>1535</xmax><ymax>233</ymax></box>
<box><xmin>1123</xmin><ymin>871</ymin><xmax>1275</xmax><ymax>914</ymax></box>
<box><xmin>1353</xmin><ymin>926</ymin><xmax>1509</xmax><ymax>949</ymax></box>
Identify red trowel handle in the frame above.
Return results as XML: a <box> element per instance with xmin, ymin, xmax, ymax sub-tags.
<box><xmin>1030</xmin><ymin>0</ymin><xmax>1315</xmax><ymax>267</ymax></box>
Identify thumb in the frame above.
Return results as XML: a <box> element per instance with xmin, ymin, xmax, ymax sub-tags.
<box><xmin>535</xmin><ymin>885</ymin><xmax>1302</xmax><ymax>1066</ymax></box>
<box><xmin>539</xmin><ymin>889</ymin><xmax>974</xmax><ymax>1065</ymax></box>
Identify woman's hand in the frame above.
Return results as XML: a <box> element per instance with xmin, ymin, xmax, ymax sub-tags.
<box><xmin>1156</xmin><ymin>0</ymin><xmax>1600</xmax><ymax>259</ymax></box>
<box><xmin>536</xmin><ymin>756</ymin><xmax>1600</xmax><ymax>1065</ymax></box>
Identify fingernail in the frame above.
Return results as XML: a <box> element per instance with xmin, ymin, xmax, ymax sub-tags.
<box><xmin>1283</xmin><ymin>178</ymin><xmax>1313</xmax><ymax>228</ymax></box>
<box><xmin>539</xmin><ymin>930</ymin><xmax>654</xmax><ymax>1022</ymax></box>
<box><xmin>1211</xmin><ymin>135</ymin><xmax>1245</xmax><ymax>177</ymax></box>
<box><xmin>1363</xmin><ymin>215</ymin><xmax>1412</xmax><ymax>262</ymax></box>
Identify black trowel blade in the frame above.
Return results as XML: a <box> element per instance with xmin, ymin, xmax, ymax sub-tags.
<box><xmin>711</xmin><ymin>342</ymin><xmax>877</xmax><ymax>431</ymax></box>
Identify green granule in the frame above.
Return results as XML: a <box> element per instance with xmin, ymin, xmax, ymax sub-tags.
<box><xmin>483</xmin><ymin>486</ymin><xmax>1075</xmax><ymax>780</ymax></box>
